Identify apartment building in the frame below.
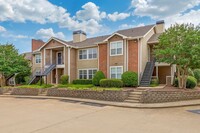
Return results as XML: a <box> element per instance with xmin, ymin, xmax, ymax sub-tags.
<box><xmin>30</xmin><ymin>20</ymin><xmax>176</xmax><ymax>86</ymax></box>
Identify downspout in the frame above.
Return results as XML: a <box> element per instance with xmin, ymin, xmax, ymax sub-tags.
<box><xmin>68</xmin><ymin>47</ymin><xmax>71</xmax><ymax>82</ymax></box>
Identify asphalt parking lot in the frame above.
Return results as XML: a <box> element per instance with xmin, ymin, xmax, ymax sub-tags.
<box><xmin>0</xmin><ymin>97</ymin><xmax>200</xmax><ymax>133</ymax></box>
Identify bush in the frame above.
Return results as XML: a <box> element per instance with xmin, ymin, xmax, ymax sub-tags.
<box><xmin>193</xmin><ymin>69</ymin><xmax>200</xmax><ymax>83</ymax></box>
<box><xmin>92</xmin><ymin>71</ymin><xmax>106</xmax><ymax>86</ymax></box>
<box><xmin>186</xmin><ymin>76</ymin><xmax>197</xmax><ymax>89</ymax></box>
<box><xmin>121</xmin><ymin>71</ymin><xmax>138</xmax><ymax>87</ymax></box>
<box><xmin>150</xmin><ymin>78</ymin><xmax>159</xmax><ymax>87</ymax></box>
<box><xmin>72</xmin><ymin>79</ymin><xmax>93</xmax><ymax>85</ymax></box>
<box><xmin>174</xmin><ymin>76</ymin><xmax>197</xmax><ymax>89</ymax></box>
<box><xmin>60</xmin><ymin>75</ymin><xmax>69</xmax><ymax>85</ymax></box>
<box><xmin>100</xmin><ymin>79</ymin><xmax>123</xmax><ymax>88</ymax></box>
<box><xmin>36</xmin><ymin>77</ymin><xmax>44</xmax><ymax>85</ymax></box>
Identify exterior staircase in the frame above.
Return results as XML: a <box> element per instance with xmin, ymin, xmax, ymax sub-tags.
<box><xmin>140</xmin><ymin>59</ymin><xmax>156</xmax><ymax>87</ymax></box>
<box><xmin>29</xmin><ymin>64</ymin><xmax>56</xmax><ymax>85</ymax></box>
<box><xmin>124</xmin><ymin>89</ymin><xmax>147</xmax><ymax>103</ymax></box>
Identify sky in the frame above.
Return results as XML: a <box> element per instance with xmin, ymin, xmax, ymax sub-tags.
<box><xmin>0</xmin><ymin>0</ymin><xmax>200</xmax><ymax>53</ymax></box>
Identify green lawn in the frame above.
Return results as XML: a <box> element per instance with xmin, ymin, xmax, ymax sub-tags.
<box><xmin>57</xmin><ymin>84</ymin><xmax>122</xmax><ymax>91</ymax></box>
<box><xmin>17</xmin><ymin>84</ymin><xmax>53</xmax><ymax>89</ymax></box>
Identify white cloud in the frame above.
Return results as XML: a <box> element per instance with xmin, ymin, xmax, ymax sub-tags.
<box><xmin>0</xmin><ymin>26</ymin><xmax>6</xmax><ymax>32</ymax></box>
<box><xmin>108</xmin><ymin>12</ymin><xmax>130</xmax><ymax>22</ymax></box>
<box><xmin>75</xmin><ymin>2</ymin><xmax>106</xmax><ymax>21</ymax></box>
<box><xmin>165</xmin><ymin>9</ymin><xmax>200</xmax><ymax>28</ymax></box>
<box><xmin>131</xmin><ymin>0</ymin><xmax>200</xmax><ymax>19</ymax></box>
<box><xmin>119</xmin><ymin>23</ymin><xmax>145</xmax><ymax>29</ymax></box>
<box><xmin>36</xmin><ymin>28</ymin><xmax>65</xmax><ymax>39</ymax></box>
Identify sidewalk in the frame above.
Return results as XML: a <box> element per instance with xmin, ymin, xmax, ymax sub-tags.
<box><xmin>1</xmin><ymin>94</ymin><xmax>200</xmax><ymax>109</ymax></box>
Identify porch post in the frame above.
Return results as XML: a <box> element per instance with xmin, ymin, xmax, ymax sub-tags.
<box><xmin>156</xmin><ymin>66</ymin><xmax>159</xmax><ymax>80</ymax></box>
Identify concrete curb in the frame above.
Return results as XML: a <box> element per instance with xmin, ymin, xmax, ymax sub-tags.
<box><xmin>1</xmin><ymin>95</ymin><xmax>200</xmax><ymax>109</ymax></box>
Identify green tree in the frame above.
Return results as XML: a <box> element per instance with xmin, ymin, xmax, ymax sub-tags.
<box><xmin>0</xmin><ymin>44</ymin><xmax>31</xmax><ymax>86</ymax></box>
<box><xmin>154</xmin><ymin>23</ymin><xmax>200</xmax><ymax>89</ymax></box>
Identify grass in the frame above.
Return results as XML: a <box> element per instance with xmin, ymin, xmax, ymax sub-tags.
<box><xmin>57</xmin><ymin>84</ymin><xmax>122</xmax><ymax>91</ymax></box>
<box><xmin>17</xmin><ymin>84</ymin><xmax>53</xmax><ymax>89</ymax></box>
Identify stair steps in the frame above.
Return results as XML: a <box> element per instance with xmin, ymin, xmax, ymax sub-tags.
<box><xmin>124</xmin><ymin>89</ymin><xmax>147</xmax><ymax>103</ymax></box>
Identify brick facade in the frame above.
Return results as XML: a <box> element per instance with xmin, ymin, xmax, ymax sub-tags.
<box><xmin>128</xmin><ymin>40</ymin><xmax>138</xmax><ymax>73</ymax></box>
<box><xmin>99</xmin><ymin>43</ymin><xmax>108</xmax><ymax>77</ymax></box>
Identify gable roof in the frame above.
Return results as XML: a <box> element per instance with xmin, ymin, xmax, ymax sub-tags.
<box><xmin>35</xmin><ymin>24</ymin><xmax>156</xmax><ymax>50</ymax></box>
<box><xmin>148</xmin><ymin>33</ymin><xmax>162</xmax><ymax>44</ymax></box>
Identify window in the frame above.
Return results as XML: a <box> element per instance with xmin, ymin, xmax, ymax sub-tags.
<box><xmin>110</xmin><ymin>66</ymin><xmax>123</xmax><ymax>79</ymax></box>
<box><xmin>79</xmin><ymin>69</ymin><xmax>97</xmax><ymax>79</ymax></box>
<box><xmin>110</xmin><ymin>41</ymin><xmax>123</xmax><ymax>56</ymax></box>
<box><xmin>79</xmin><ymin>48</ymin><xmax>97</xmax><ymax>60</ymax></box>
<box><xmin>88</xmin><ymin>48</ymin><xmax>97</xmax><ymax>59</ymax></box>
<box><xmin>35</xmin><ymin>54</ymin><xmax>41</xmax><ymax>64</ymax></box>
<box><xmin>79</xmin><ymin>49</ymin><xmax>87</xmax><ymax>59</ymax></box>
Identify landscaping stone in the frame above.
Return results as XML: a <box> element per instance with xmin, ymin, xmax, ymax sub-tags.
<box><xmin>47</xmin><ymin>88</ymin><xmax>131</xmax><ymax>102</ymax></box>
<box><xmin>140</xmin><ymin>88</ymin><xmax>200</xmax><ymax>103</ymax></box>
<box><xmin>11</xmin><ymin>88</ymin><xmax>39</xmax><ymax>96</ymax></box>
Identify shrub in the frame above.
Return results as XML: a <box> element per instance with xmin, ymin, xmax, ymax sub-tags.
<box><xmin>121</xmin><ymin>71</ymin><xmax>138</xmax><ymax>87</ymax></box>
<box><xmin>150</xmin><ymin>78</ymin><xmax>159</xmax><ymax>87</ymax></box>
<box><xmin>92</xmin><ymin>71</ymin><xmax>106</xmax><ymax>86</ymax></box>
<box><xmin>72</xmin><ymin>79</ymin><xmax>93</xmax><ymax>85</ymax></box>
<box><xmin>174</xmin><ymin>76</ymin><xmax>197</xmax><ymax>89</ymax></box>
<box><xmin>186</xmin><ymin>76</ymin><xmax>197</xmax><ymax>89</ymax></box>
<box><xmin>193</xmin><ymin>69</ymin><xmax>200</xmax><ymax>83</ymax></box>
<box><xmin>100</xmin><ymin>79</ymin><xmax>123</xmax><ymax>88</ymax></box>
<box><xmin>60</xmin><ymin>75</ymin><xmax>69</xmax><ymax>85</ymax></box>
<box><xmin>36</xmin><ymin>77</ymin><xmax>44</xmax><ymax>85</ymax></box>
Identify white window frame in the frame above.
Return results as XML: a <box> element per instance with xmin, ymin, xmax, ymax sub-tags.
<box><xmin>78</xmin><ymin>68</ymin><xmax>98</xmax><ymax>79</ymax></box>
<box><xmin>110</xmin><ymin>41</ymin><xmax>123</xmax><ymax>56</ymax></box>
<box><xmin>35</xmin><ymin>54</ymin><xmax>41</xmax><ymax>64</ymax></box>
<box><xmin>110</xmin><ymin>66</ymin><xmax>123</xmax><ymax>79</ymax></box>
<box><xmin>79</xmin><ymin>48</ymin><xmax>97</xmax><ymax>60</ymax></box>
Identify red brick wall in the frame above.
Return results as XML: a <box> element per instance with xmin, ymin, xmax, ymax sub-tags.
<box><xmin>99</xmin><ymin>43</ymin><xmax>107</xmax><ymax>77</ymax></box>
<box><xmin>32</xmin><ymin>39</ymin><xmax>45</xmax><ymax>51</ymax></box>
<box><xmin>128</xmin><ymin>40</ymin><xmax>138</xmax><ymax>73</ymax></box>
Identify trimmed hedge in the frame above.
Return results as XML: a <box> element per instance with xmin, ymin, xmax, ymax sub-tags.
<box><xmin>174</xmin><ymin>76</ymin><xmax>197</xmax><ymax>89</ymax></box>
<box><xmin>100</xmin><ymin>79</ymin><xmax>123</xmax><ymax>88</ymax></box>
<box><xmin>72</xmin><ymin>79</ymin><xmax>93</xmax><ymax>85</ymax></box>
<box><xmin>60</xmin><ymin>75</ymin><xmax>69</xmax><ymax>85</ymax></box>
<box><xmin>193</xmin><ymin>69</ymin><xmax>200</xmax><ymax>83</ymax></box>
<box><xmin>121</xmin><ymin>71</ymin><xmax>138</xmax><ymax>87</ymax></box>
<box><xmin>92</xmin><ymin>71</ymin><xmax>106</xmax><ymax>86</ymax></box>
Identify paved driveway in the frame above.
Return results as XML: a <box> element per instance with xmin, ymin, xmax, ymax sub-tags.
<box><xmin>0</xmin><ymin>97</ymin><xmax>200</xmax><ymax>133</ymax></box>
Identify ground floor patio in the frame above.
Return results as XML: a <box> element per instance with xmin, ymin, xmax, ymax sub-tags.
<box><xmin>1</xmin><ymin>97</ymin><xmax>200</xmax><ymax>133</ymax></box>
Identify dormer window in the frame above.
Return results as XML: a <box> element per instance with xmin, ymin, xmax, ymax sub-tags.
<box><xmin>110</xmin><ymin>41</ymin><xmax>123</xmax><ymax>56</ymax></box>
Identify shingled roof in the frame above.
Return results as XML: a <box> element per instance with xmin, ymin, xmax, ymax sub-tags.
<box><xmin>148</xmin><ymin>33</ymin><xmax>162</xmax><ymax>44</ymax></box>
<box><xmin>37</xmin><ymin>24</ymin><xmax>156</xmax><ymax>49</ymax></box>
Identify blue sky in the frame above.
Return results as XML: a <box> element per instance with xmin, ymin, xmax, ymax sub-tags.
<box><xmin>0</xmin><ymin>0</ymin><xmax>199</xmax><ymax>53</ymax></box>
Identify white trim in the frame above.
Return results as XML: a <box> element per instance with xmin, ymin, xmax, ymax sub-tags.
<box><xmin>110</xmin><ymin>40</ymin><xmax>123</xmax><ymax>56</ymax></box>
<box><xmin>97</xmin><ymin>45</ymin><xmax>99</xmax><ymax>70</ymax></box>
<box><xmin>44</xmin><ymin>46</ymin><xmax>64</xmax><ymax>50</ymax></box>
<box><xmin>103</xmin><ymin>33</ymin><xmax>127</xmax><ymax>42</ymax></box>
<box><xmin>110</xmin><ymin>66</ymin><xmax>123</xmax><ymax>79</ymax></box>
<box><xmin>68</xmin><ymin>48</ymin><xmax>71</xmax><ymax>82</ymax></box>
<box><xmin>50</xmin><ymin>49</ymin><xmax>52</xmax><ymax>64</ymax></box>
<box><xmin>77</xmin><ymin>68</ymin><xmax>98</xmax><ymax>79</ymax></box>
<box><xmin>126</xmin><ymin>40</ymin><xmax>128</xmax><ymax>71</ymax></box>
<box><xmin>44</xmin><ymin>49</ymin><xmax>46</xmax><ymax>66</ymax></box>
<box><xmin>143</xmin><ymin>25</ymin><xmax>156</xmax><ymax>38</ymax></box>
<box><xmin>39</xmin><ymin>37</ymin><xmax>74</xmax><ymax>51</ymax></box>
<box><xmin>35</xmin><ymin>54</ymin><xmax>41</xmax><ymax>64</ymax></box>
<box><xmin>124</xmin><ymin>39</ymin><xmax>127</xmax><ymax>72</ymax></box>
<box><xmin>107</xmin><ymin>42</ymin><xmax>110</xmax><ymax>78</ymax></box>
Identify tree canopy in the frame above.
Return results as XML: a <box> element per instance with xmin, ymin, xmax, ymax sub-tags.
<box><xmin>0</xmin><ymin>44</ymin><xmax>31</xmax><ymax>80</ymax></box>
<box><xmin>154</xmin><ymin>23</ymin><xmax>200</xmax><ymax>89</ymax></box>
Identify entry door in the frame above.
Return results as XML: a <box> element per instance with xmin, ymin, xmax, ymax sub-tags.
<box><xmin>57</xmin><ymin>52</ymin><xmax>62</xmax><ymax>65</ymax></box>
